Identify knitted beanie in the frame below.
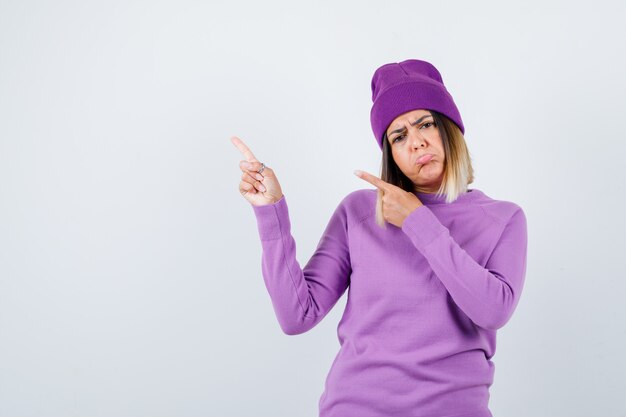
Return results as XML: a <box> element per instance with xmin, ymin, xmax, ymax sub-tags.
<box><xmin>370</xmin><ymin>59</ymin><xmax>465</xmax><ymax>150</ymax></box>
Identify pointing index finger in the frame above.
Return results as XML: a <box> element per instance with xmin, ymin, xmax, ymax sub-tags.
<box><xmin>354</xmin><ymin>170</ymin><xmax>390</xmax><ymax>192</ymax></box>
<box><xmin>230</xmin><ymin>136</ymin><xmax>259</xmax><ymax>162</ymax></box>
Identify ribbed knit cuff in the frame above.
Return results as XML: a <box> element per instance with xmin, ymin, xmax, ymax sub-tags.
<box><xmin>401</xmin><ymin>205</ymin><xmax>448</xmax><ymax>251</ymax></box>
<box><xmin>251</xmin><ymin>195</ymin><xmax>290</xmax><ymax>241</ymax></box>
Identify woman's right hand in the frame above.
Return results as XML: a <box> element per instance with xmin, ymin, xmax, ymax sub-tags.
<box><xmin>230</xmin><ymin>135</ymin><xmax>284</xmax><ymax>206</ymax></box>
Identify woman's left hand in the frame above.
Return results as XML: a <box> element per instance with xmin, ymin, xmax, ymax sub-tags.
<box><xmin>354</xmin><ymin>170</ymin><xmax>424</xmax><ymax>228</ymax></box>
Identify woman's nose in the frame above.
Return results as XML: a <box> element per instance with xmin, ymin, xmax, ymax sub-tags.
<box><xmin>409</xmin><ymin>128</ymin><xmax>426</xmax><ymax>147</ymax></box>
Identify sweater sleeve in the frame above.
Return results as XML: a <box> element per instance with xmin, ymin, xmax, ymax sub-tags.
<box><xmin>251</xmin><ymin>194</ymin><xmax>351</xmax><ymax>335</ymax></box>
<box><xmin>401</xmin><ymin>205</ymin><xmax>528</xmax><ymax>331</ymax></box>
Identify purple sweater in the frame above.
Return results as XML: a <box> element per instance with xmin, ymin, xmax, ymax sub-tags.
<box><xmin>252</xmin><ymin>188</ymin><xmax>528</xmax><ymax>417</ymax></box>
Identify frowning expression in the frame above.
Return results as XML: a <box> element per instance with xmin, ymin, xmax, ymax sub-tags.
<box><xmin>385</xmin><ymin>109</ymin><xmax>445</xmax><ymax>192</ymax></box>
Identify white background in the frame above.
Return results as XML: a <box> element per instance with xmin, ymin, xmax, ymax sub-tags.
<box><xmin>1</xmin><ymin>1</ymin><xmax>625</xmax><ymax>416</ymax></box>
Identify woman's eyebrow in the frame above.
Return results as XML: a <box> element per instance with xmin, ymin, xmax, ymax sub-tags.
<box><xmin>388</xmin><ymin>115</ymin><xmax>433</xmax><ymax>136</ymax></box>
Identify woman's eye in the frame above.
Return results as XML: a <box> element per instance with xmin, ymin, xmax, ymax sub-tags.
<box><xmin>392</xmin><ymin>122</ymin><xmax>436</xmax><ymax>143</ymax></box>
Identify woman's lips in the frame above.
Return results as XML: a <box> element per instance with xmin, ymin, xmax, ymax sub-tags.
<box><xmin>416</xmin><ymin>154</ymin><xmax>434</xmax><ymax>165</ymax></box>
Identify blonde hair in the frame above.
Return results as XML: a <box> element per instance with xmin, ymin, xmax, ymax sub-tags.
<box><xmin>375</xmin><ymin>110</ymin><xmax>475</xmax><ymax>228</ymax></box>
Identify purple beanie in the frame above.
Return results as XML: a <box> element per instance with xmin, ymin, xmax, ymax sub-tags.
<box><xmin>370</xmin><ymin>59</ymin><xmax>465</xmax><ymax>150</ymax></box>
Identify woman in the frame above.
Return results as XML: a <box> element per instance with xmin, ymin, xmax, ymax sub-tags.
<box><xmin>231</xmin><ymin>59</ymin><xmax>528</xmax><ymax>417</ymax></box>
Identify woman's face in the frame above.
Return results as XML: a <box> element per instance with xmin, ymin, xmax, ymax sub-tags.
<box><xmin>385</xmin><ymin>109</ymin><xmax>445</xmax><ymax>193</ymax></box>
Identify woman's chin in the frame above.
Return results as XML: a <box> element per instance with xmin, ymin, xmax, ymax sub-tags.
<box><xmin>414</xmin><ymin>171</ymin><xmax>444</xmax><ymax>184</ymax></box>
<box><xmin>416</xmin><ymin>163</ymin><xmax>441</xmax><ymax>175</ymax></box>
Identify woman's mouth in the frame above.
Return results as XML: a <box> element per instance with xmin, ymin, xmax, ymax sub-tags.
<box><xmin>416</xmin><ymin>154</ymin><xmax>434</xmax><ymax>165</ymax></box>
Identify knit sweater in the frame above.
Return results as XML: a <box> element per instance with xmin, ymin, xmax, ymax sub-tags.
<box><xmin>252</xmin><ymin>187</ymin><xmax>528</xmax><ymax>417</ymax></box>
